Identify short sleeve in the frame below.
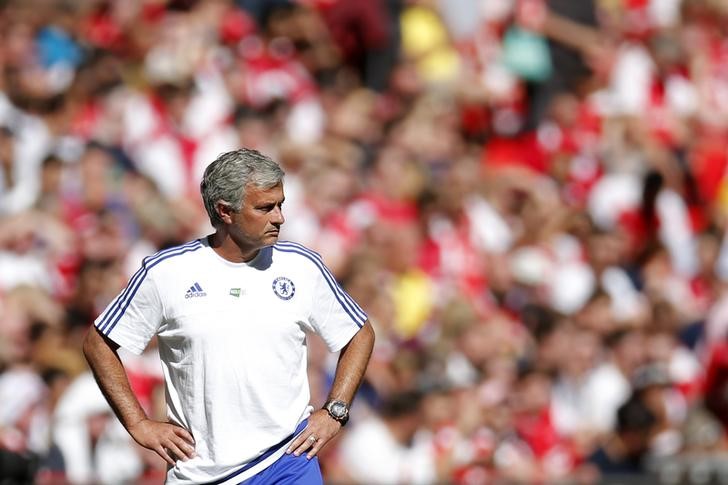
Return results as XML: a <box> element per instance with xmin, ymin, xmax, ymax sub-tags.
<box><xmin>308</xmin><ymin>259</ymin><xmax>367</xmax><ymax>352</ymax></box>
<box><xmin>94</xmin><ymin>262</ymin><xmax>163</xmax><ymax>355</ymax></box>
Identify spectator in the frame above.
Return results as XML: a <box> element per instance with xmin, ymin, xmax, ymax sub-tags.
<box><xmin>587</xmin><ymin>394</ymin><xmax>658</xmax><ymax>478</ymax></box>
<box><xmin>337</xmin><ymin>390</ymin><xmax>438</xmax><ymax>484</ymax></box>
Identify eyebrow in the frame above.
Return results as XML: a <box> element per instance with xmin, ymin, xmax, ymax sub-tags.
<box><xmin>255</xmin><ymin>198</ymin><xmax>285</xmax><ymax>208</ymax></box>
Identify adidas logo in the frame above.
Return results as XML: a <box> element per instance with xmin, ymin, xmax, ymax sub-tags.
<box><xmin>185</xmin><ymin>282</ymin><xmax>207</xmax><ymax>299</ymax></box>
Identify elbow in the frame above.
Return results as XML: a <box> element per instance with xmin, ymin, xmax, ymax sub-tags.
<box><xmin>83</xmin><ymin>326</ymin><xmax>119</xmax><ymax>362</ymax></box>
<box><xmin>82</xmin><ymin>326</ymin><xmax>106</xmax><ymax>364</ymax></box>
<box><xmin>363</xmin><ymin>320</ymin><xmax>375</xmax><ymax>349</ymax></box>
<box><xmin>82</xmin><ymin>327</ymin><xmax>95</xmax><ymax>362</ymax></box>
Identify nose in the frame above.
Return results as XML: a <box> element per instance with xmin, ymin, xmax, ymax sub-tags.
<box><xmin>271</xmin><ymin>205</ymin><xmax>285</xmax><ymax>225</ymax></box>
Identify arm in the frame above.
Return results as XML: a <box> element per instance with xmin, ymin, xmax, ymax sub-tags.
<box><xmin>326</xmin><ymin>321</ymin><xmax>376</xmax><ymax>404</ymax></box>
<box><xmin>287</xmin><ymin>321</ymin><xmax>375</xmax><ymax>458</ymax></box>
<box><xmin>82</xmin><ymin>327</ymin><xmax>196</xmax><ymax>465</ymax></box>
<box><xmin>540</xmin><ymin>10</ymin><xmax>602</xmax><ymax>54</ymax></box>
<box><xmin>517</xmin><ymin>0</ymin><xmax>611</xmax><ymax>75</ymax></box>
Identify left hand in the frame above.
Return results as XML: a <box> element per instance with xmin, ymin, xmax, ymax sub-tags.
<box><xmin>285</xmin><ymin>409</ymin><xmax>342</xmax><ymax>459</ymax></box>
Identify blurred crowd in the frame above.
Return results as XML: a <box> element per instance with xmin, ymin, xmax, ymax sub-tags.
<box><xmin>2</xmin><ymin>0</ymin><xmax>728</xmax><ymax>483</ymax></box>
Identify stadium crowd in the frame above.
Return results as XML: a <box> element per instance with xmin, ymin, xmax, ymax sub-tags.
<box><xmin>2</xmin><ymin>0</ymin><xmax>728</xmax><ymax>483</ymax></box>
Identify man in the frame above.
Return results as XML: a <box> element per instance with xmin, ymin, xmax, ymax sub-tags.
<box><xmin>587</xmin><ymin>394</ymin><xmax>657</xmax><ymax>477</ymax></box>
<box><xmin>83</xmin><ymin>148</ymin><xmax>375</xmax><ymax>484</ymax></box>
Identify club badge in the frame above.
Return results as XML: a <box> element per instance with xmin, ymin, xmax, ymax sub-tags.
<box><xmin>272</xmin><ymin>277</ymin><xmax>295</xmax><ymax>300</ymax></box>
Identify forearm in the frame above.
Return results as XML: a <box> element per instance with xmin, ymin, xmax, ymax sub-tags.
<box><xmin>327</xmin><ymin>321</ymin><xmax>375</xmax><ymax>404</ymax></box>
<box><xmin>83</xmin><ymin>327</ymin><xmax>147</xmax><ymax>431</ymax></box>
<box><xmin>286</xmin><ymin>322</ymin><xmax>374</xmax><ymax>458</ymax></box>
<box><xmin>542</xmin><ymin>10</ymin><xmax>602</xmax><ymax>55</ymax></box>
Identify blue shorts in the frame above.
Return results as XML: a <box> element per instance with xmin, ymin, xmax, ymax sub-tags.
<box><xmin>240</xmin><ymin>449</ymin><xmax>323</xmax><ymax>485</ymax></box>
<box><xmin>205</xmin><ymin>420</ymin><xmax>323</xmax><ymax>485</ymax></box>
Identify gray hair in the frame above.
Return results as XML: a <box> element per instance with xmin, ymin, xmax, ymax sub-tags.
<box><xmin>200</xmin><ymin>148</ymin><xmax>284</xmax><ymax>226</ymax></box>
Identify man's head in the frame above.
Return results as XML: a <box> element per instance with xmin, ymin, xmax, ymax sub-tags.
<box><xmin>201</xmin><ymin>148</ymin><xmax>285</xmax><ymax>251</ymax></box>
<box><xmin>380</xmin><ymin>390</ymin><xmax>425</xmax><ymax>443</ymax></box>
<box><xmin>201</xmin><ymin>148</ymin><xmax>284</xmax><ymax>225</ymax></box>
<box><xmin>616</xmin><ymin>394</ymin><xmax>656</xmax><ymax>458</ymax></box>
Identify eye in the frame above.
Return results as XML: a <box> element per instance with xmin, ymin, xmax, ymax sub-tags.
<box><xmin>257</xmin><ymin>199</ymin><xmax>284</xmax><ymax>212</ymax></box>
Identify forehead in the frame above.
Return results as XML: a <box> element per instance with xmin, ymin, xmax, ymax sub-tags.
<box><xmin>243</xmin><ymin>181</ymin><xmax>284</xmax><ymax>204</ymax></box>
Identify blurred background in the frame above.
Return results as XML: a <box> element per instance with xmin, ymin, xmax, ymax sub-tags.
<box><xmin>2</xmin><ymin>0</ymin><xmax>728</xmax><ymax>483</ymax></box>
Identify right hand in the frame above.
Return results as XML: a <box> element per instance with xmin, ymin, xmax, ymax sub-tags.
<box><xmin>128</xmin><ymin>419</ymin><xmax>196</xmax><ymax>466</ymax></box>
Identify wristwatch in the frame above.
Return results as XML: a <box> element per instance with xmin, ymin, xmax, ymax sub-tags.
<box><xmin>323</xmin><ymin>399</ymin><xmax>350</xmax><ymax>426</ymax></box>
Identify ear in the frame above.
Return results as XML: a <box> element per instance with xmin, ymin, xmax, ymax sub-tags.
<box><xmin>215</xmin><ymin>202</ymin><xmax>235</xmax><ymax>225</ymax></box>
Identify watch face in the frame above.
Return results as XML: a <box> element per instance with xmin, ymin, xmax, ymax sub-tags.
<box><xmin>330</xmin><ymin>401</ymin><xmax>347</xmax><ymax>418</ymax></box>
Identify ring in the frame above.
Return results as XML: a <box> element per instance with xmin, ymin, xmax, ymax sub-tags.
<box><xmin>308</xmin><ymin>435</ymin><xmax>317</xmax><ymax>442</ymax></box>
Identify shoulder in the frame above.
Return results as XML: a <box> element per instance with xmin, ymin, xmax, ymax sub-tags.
<box><xmin>587</xmin><ymin>364</ymin><xmax>626</xmax><ymax>391</ymax></box>
<box><xmin>272</xmin><ymin>241</ymin><xmax>327</xmax><ymax>269</ymax></box>
<box><xmin>272</xmin><ymin>241</ymin><xmax>341</xmax><ymax>287</ymax></box>
<box><xmin>139</xmin><ymin>239</ymin><xmax>205</xmax><ymax>276</ymax></box>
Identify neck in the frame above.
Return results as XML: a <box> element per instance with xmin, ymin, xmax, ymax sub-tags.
<box><xmin>209</xmin><ymin>230</ymin><xmax>259</xmax><ymax>263</ymax></box>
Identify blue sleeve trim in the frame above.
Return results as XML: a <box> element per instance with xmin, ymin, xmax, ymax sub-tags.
<box><xmin>274</xmin><ymin>242</ymin><xmax>366</xmax><ymax>328</ymax></box>
<box><xmin>96</xmin><ymin>240</ymin><xmax>203</xmax><ymax>335</ymax></box>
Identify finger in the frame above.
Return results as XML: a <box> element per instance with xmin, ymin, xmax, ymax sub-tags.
<box><xmin>172</xmin><ymin>435</ymin><xmax>196</xmax><ymax>458</ymax></box>
<box><xmin>286</xmin><ymin>432</ymin><xmax>311</xmax><ymax>454</ymax></box>
<box><xmin>156</xmin><ymin>446</ymin><xmax>176</xmax><ymax>466</ymax></box>
<box><xmin>172</xmin><ymin>426</ymin><xmax>195</xmax><ymax>445</ymax></box>
<box><xmin>292</xmin><ymin>435</ymin><xmax>317</xmax><ymax>456</ymax></box>
<box><xmin>306</xmin><ymin>438</ymin><xmax>327</xmax><ymax>460</ymax></box>
<box><xmin>286</xmin><ymin>436</ymin><xmax>303</xmax><ymax>454</ymax></box>
<box><xmin>169</xmin><ymin>436</ymin><xmax>195</xmax><ymax>460</ymax></box>
<box><xmin>165</xmin><ymin>440</ymin><xmax>191</xmax><ymax>462</ymax></box>
<box><xmin>291</xmin><ymin>436</ymin><xmax>314</xmax><ymax>456</ymax></box>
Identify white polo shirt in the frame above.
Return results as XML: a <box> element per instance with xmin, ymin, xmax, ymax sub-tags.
<box><xmin>94</xmin><ymin>238</ymin><xmax>366</xmax><ymax>484</ymax></box>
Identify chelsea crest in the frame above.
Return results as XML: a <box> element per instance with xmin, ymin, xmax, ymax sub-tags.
<box><xmin>272</xmin><ymin>277</ymin><xmax>295</xmax><ymax>300</ymax></box>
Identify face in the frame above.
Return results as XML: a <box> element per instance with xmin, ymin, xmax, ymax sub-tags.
<box><xmin>224</xmin><ymin>182</ymin><xmax>285</xmax><ymax>254</ymax></box>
